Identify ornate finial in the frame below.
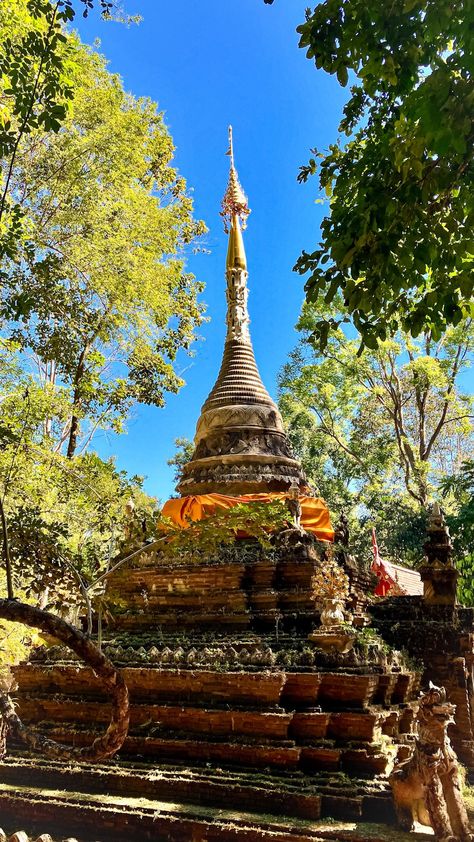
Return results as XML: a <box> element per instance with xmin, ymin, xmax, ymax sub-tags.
<box><xmin>221</xmin><ymin>126</ymin><xmax>250</xmax><ymax>234</ymax></box>
<box><xmin>227</xmin><ymin>124</ymin><xmax>235</xmax><ymax>168</ymax></box>
<box><xmin>174</xmin><ymin>126</ymin><xmax>309</xmax><ymax>498</ymax></box>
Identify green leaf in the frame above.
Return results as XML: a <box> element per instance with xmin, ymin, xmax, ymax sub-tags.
<box><xmin>337</xmin><ymin>65</ymin><xmax>349</xmax><ymax>86</ymax></box>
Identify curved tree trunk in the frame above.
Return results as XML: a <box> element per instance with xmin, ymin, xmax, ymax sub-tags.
<box><xmin>0</xmin><ymin>715</ymin><xmax>6</xmax><ymax>757</ymax></box>
<box><xmin>0</xmin><ymin>599</ymin><xmax>129</xmax><ymax>762</ymax></box>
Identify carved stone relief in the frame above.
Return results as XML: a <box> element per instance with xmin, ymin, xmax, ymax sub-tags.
<box><xmin>192</xmin><ymin>429</ymin><xmax>294</xmax><ymax>461</ymax></box>
<box><xmin>225</xmin><ymin>268</ymin><xmax>250</xmax><ymax>342</ymax></box>
<box><xmin>195</xmin><ymin>404</ymin><xmax>284</xmax><ymax>442</ymax></box>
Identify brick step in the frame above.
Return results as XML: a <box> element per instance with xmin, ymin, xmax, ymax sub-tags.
<box><xmin>16</xmin><ymin>697</ymin><xmax>291</xmax><ymax>739</ymax></box>
<box><xmin>9</xmin><ymin>725</ymin><xmax>396</xmax><ymax>775</ymax></box>
<box><xmin>108</xmin><ymin>608</ymin><xmax>319</xmax><ymax>632</ymax></box>
<box><xmin>107</xmin><ymin>563</ymin><xmax>247</xmax><ymax>591</ymax></box>
<box><xmin>0</xmin><ymin>781</ymin><xmax>334</xmax><ymax>842</ymax></box>
<box><xmin>0</xmin><ymin>757</ymin><xmax>320</xmax><ymax>820</ymax></box>
<box><xmin>99</xmin><ymin>633</ymin><xmax>309</xmax><ymax>646</ymax></box>
<box><xmin>16</xmin><ymin>696</ymin><xmax>410</xmax><ymax>743</ymax></box>
<box><xmin>107</xmin><ymin>585</ymin><xmax>315</xmax><ymax>603</ymax></box>
<box><xmin>0</xmin><ymin>782</ymin><xmax>402</xmax><ymax>842</ymax></box>
<box><xmin>106</xmin><ymin>558</ymin><xmax>319</xmax><ymax>593</ymax></box>
<box><xmin>13</xmin><ymin>666</ymin><xmax>285</xmax><ymax>706</ymax></box>
<box><xmin>120</xmin><ymin>591</ymin><xmax>249</xmax><ymax>610</ymax></box>
<box><xmin>2</xmin><ymin>753</ymin><xmax>394</xmax><ymax>790</ymax></box>
<box><xmin>29</xmin><ymin>644</ymin><xmax>374</xmax><ymax>672</ymax></box>
<box><xmin>106</xmin><ymin>589</ymin><xmax>315</xmax><ymax>617</ymax></box>
<box><xmin>110</xmin><ymin>610</ymin><xmax>252</xmax><ymax>629</ymax></box>
<box><xmin>109</xmin><ymin>591</ymin><xmax>314</xmax><ymax>616</ymax></box>
<box><xmin>13</xmin><ymin>666</ymin><xmax>414</xmax><ymax>708</ymax></box>
<box><xmin>30</xmin><ymin>647</ymin><xmax>418</xmax><ymax>701</ymax></box>
<box><xmin>0</xmin><ymin>755</ymin><xmax>396</xmax><ymax>823</ymax></box>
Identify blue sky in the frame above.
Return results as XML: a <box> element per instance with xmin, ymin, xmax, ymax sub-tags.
<box><xmin>76</xmin><ymin>1</ymin><xmax>348</xmax><ymax>503</ymax></box>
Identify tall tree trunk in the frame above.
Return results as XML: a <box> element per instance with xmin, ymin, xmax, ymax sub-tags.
<box><xmin>66</xmin><ymin>413</ymin><xmax>80</xmax><ymax>458</ymax></box>
<box><xmin>66</xmin><ymin>348</ymin><xmax>87</xmax><ymax>459</ymax></box>
<box><xmin>415</xmin><ymin>474</ymin><xmax>429</xmax><ymax>508</ymax></box>
<box><xmin>44</xmin><ymin>359</ymin><xmax>56</xmax><ymax>438</ymax></box>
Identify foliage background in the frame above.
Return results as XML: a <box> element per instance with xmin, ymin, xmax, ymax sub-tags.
<box><xmin>279</xmin><ymin>303</ymin><xmax>474</xmax><ymax>587</ymax></box>
<box><xmin>0</xmin><ymin>1</ymin><xmax>205</xmax><ymax>619</ymax></box>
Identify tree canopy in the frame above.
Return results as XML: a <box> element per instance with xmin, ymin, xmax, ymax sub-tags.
<box><xmin>279</xmin><ymin>301</ymin><xmax>474</xmax><ymax>565</ymax></box>
<box><xmin>1</xmin><ymin>5</ymin><xmax>205</xmax><ymax>457</ymax></box>
<box><xmin>0</xmin><ymin>0</ymin><xmax>141</xmax><ymax>274</ymax></box>
<box><xmin>0</xmin><ymin>343</ymin><xmax>158</xmax><ymax>609</ymax></box>
<box><xmin>295</xmin><ymin>0</ymin><xmax>474</xmax><ymax>350</ymax></box>
<box><xmin>0</xmin><ymin>2</ymin><xmax>205</xmax><ymax>621</ymax></box>
<box><xmin>440</xmin><ymin>459</ymin><xmax>474</xmax><ymax>604</ymax></box>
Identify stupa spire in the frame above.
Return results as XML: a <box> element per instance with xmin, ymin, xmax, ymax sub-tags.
<box><xmin>177</xmin><ymin>128</ymin><xmax>307</xmax><ymax>496</ymax></box>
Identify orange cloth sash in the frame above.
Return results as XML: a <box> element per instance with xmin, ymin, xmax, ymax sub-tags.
<box><xmin>161</xmin><ymin>492</ymin><xmax>334</xmax><ymax>542</ymax></box>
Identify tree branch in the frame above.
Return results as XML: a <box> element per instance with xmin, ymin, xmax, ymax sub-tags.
<box><xmin>310</xmin><ymin>405</ymin><xmax>366</xmax><ymax>468</ymax></box>
<box><xmin>0</xmin><ymin>599</ymin><xmax>129</xmax><ymax>762</ymax></box>
<box><xmin>424</xmin><ymin>342</ymin><xmax>464</xmax><ymax>461</ymax></box>
<box><xmin>0</xmin><ymin>498</ymin><xmax>14</xmax><ymax>600</ymax></box>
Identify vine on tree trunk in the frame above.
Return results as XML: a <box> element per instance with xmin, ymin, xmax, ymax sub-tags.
<box><xmin>0</xmin><ymin>599</ymin><xmax>129</xmax><ymax>762</ymax></box>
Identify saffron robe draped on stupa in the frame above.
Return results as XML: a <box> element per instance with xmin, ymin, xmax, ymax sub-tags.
<box><xmin>162</xmin><ymin>493</ymin><xmax>334</xmax><ymax>542</ymax></box>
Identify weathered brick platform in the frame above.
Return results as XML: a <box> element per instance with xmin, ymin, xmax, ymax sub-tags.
<box><xmin>371</xmin><ymin>596</ymin><xmax>474</xmax><ymax>769</ymax></box>
<box><xmin>0</xmin><ymin>541</ymin><xmax>422</xmax><ymax>841</ymax></box>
